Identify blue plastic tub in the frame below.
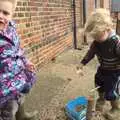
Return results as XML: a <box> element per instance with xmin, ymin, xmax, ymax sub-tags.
<box><xmin>65</xmin><ymin>96</ymin><xmax>88</xmax><ymax>120</ymax></box>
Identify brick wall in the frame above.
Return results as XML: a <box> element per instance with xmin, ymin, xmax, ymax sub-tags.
<box><xmin>110</xmin><ymin>0</ymin><xmax>120</xmax><ymax>35</ymax></box>
<box><xmin>87</xmin><ymin>0</ymin><xmax>95</xmax><ymax>18</ymax></box>
<box><xmin>14</xmin><ymin>0</ymin><xmax>73</xmax><ymax>68</ymax></box>
<box><xmin>13</xmin><ymin>0</ymin><xmax>110</xmax><ymax>68</ymax></box>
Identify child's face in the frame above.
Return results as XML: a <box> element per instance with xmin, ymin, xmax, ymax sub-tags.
<box><xmin>92</xmin><ymin>30</ymin><xmax>110</xmax><ymax>43</ymax></box>
<box><xmin>0</xmin><ymin>1</ymin><xmax>13</xmax><ymax>30</ymax></box>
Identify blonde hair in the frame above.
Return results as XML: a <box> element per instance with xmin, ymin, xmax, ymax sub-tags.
<box><xmin>84</xmin><ymin>8</ymin><xmax>113</xmax><ymax>37</ymax></box>
<box><xmin>0</xmin><ymin>0</ymin><xmax>18</xmax><ymax>10</ymax></box>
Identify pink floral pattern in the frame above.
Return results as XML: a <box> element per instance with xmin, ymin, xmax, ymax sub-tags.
<box><xmin>0</xmin><ymin>21</ymin><xmax>36</xmax><ymax>107</ymax></box>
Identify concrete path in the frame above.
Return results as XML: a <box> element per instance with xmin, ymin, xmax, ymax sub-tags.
<box><xmin>24</xmin><ymin>47</ymin><xmax>119</xmax><ymax>120</ymax></box>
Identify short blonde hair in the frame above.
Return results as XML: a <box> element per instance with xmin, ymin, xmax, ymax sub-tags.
<box><xmin>84</xmin><ymin>8</ymin><xmax>113</xmax><ymax>37</ymax></box>
<box><xmin>0</xmin><ymin>0</ymin><xmax>18</xmax><ymax>10</ymax></box>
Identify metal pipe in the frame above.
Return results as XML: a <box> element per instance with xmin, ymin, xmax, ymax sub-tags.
<box><xmin>72</xmin><ymin>0</ymin><xmax>77</xmax><ymax>49</ymax></box>
<box><xmin>116</xmin><ymin>12</ymin><xmax>119</xmax><ymax>34</ymax></box>
<box><xmin>83</xmin><ymin>0</ymin><xmax>87</xmax><ymax>44</ymax></box>
<box><xmin>95</xmin><ymin>0</ymin><xmax>97</xmax><ymax>8</ymax></box>
<box><xmin>83</xmin><ymin>0</ymin><xmax>86</xmax><ymax>26</ymax></box>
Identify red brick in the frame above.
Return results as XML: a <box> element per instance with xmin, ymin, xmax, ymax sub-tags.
<box><xmin>13</xmin><ymin>0</ymin><xmax>110</xmax><ymax>68</ymax></box>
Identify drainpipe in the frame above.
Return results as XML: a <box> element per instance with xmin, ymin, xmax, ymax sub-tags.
<box><xmin>116</xmin><ymin>12</ymin><xmax>119</xmax><ymax>34</ymax></box>
<box><xmin>83</xmin><ymin>0</ymin><xmax>87</xmax><ymax>44</ymax></box>
<box><xmin>72</xmin><ymin>0</ymin><xmax>77</xmax><ymax>49</ymax></box>
<box><xmin>95</xmin><ymin>0</ymin><xmax>97</xmax><ymax>8</ymax></box>
<box><xmin>83</xmin><ymin>0</ymin><xmax>86</xmax><ymax>26</ymax></box>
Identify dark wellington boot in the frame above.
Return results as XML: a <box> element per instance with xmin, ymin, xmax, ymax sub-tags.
<box><xmin>96</xmin><ymin>92</ymin><xmax>106</xmax><ymax>112</ymax></box>
<box><xmin>104</xmin><ymin>100</ymin><xmax>120</xmax><ymax>120</ymax></box>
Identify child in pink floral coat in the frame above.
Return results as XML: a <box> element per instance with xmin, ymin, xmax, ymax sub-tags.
<box><xmin>0</xmin><ymin>0</ymin><xmax>37</xmax><ymax>120</ymax></box>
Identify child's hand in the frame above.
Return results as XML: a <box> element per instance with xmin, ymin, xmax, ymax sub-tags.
<box><xmin>76</xmin><ymin>68</ymin><xmax>84</xmax><ymax>76</ymax></box>
<box><xmin>26</xmin><ymin>62</ymin><xmax>35</xmax><ymax>72</ymax></box>
<box><xmin>76</xmin><ymin>64</ymin><xmax>84</xmax><ymax>76</ymax></box>
<box><xmin>76</xmin><ymin>63</ymin><xmax>84</xmax><ymax>70</ymax></box>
